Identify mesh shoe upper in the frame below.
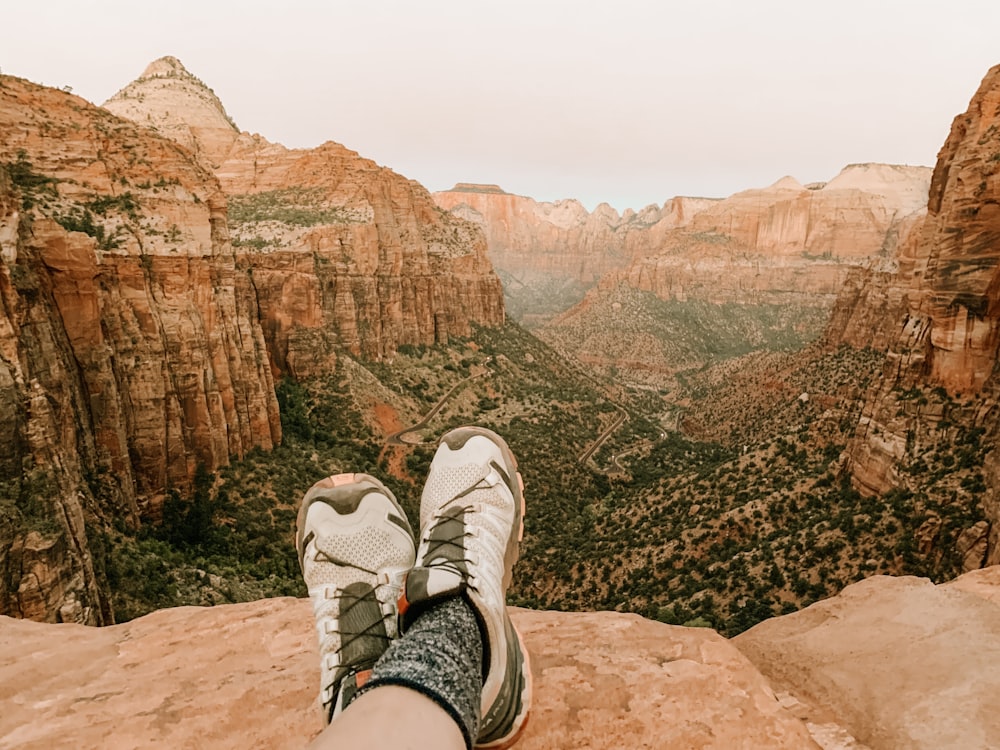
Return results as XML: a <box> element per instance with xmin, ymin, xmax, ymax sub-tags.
<box><xmin>296</xmin><ymin>473</ymin><xmax>415</xmax><ymax>722</ymax></box>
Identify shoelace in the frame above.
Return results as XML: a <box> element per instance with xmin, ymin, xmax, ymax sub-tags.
<box><xmin>326</xmin><ymin>586</ymin><xmax>391</xmax><ymax>658</ymax></box>
<box><xmin>420</xmin><ymin>466</ymin><xmax>512</xmax><ymax>589</ymax></box>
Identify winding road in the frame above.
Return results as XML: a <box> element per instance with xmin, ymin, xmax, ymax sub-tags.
<box><xmin>577</xmin><ymin>406</ymin><xmax>629</xmax><ymax>465</ymax></box>
<box><xmin>385</xmin><ymin>363</ymin><xmax>492</xmax><ymax>446</ymax></box>
<box><xmin>381</xmin><ymin>354</ymin><xmax>638</xmax><ymax>471</ymax></box>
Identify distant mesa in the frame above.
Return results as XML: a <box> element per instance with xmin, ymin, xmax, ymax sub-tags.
<box><xmin>449</xmin><ymin>183</ymin><xmax>509</xmax><ymax>194</ymax></box>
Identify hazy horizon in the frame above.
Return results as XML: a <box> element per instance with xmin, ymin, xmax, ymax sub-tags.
<box><xmin>4</xmin><ymin>0</ymin><xmax>999</xmax><ymax>211</ymax></box>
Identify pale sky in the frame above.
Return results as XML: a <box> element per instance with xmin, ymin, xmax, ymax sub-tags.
<box><xmin>4</xmin><ymin>1</ymin><xmax>999</xmax><ymax>210</ymax></box>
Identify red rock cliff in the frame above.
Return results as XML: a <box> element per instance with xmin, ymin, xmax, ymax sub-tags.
<box><xmin>106</xmin><ymin>59</ymin><xmax>505</xmax><ymax>373</ymax></box>
<box><xmin>0</xmin><ymin>75</ymin><xmax>281</xmax><ymax>623</ymax></box>
<box><xmin>845</xmin><ymin>64</ymin><xmax>1000</xmax><ymax>567</ymax></box>
<box><xmin>604</xmin><ymin>165</ymin><xmax>931</xmax><ymax>308</ymax></box>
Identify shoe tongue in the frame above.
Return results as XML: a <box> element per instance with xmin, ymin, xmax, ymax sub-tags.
<box><xmin>424</xmin><ymin>508</ymin><xmax>469</xmax><ymax>572</ymax></box>
<box><xmin>338</xmin><ymin>581</ymin><xmax>388</xmax><ymax>668</ymax></box>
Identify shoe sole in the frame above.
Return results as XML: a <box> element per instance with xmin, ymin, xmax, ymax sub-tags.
<box><xmin>477</xmin><ymin>622</ymin><xmax>533</xmax><ymax>749</ymax></box>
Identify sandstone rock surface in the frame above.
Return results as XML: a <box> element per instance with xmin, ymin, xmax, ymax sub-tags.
<box><xmin>103</xmin><ymin>56</ymin><xmax>239</xmax><ymax>169</ymax></box>
<box><xmin>601</xmin><ymin>163</ymin><xmax>931</xmax><ymax>309</ymax></box>
<box><xmin>436</xmin><ymin>166</ymin><xmax>931</xmax><ymax>331</ymax></box>
<box><xmin>530</xmin><ymin>165</ymin><xmax>930</xmax><ymax>380</ymax></box>
<box><xmin>0</xmin><ymin>601</ymin><xmax>821</xmax><ymax>750</ymax></box>
<box><xmin>734</xmin><ymin>569</ymin><xmax>1000</xmax><ymax>750</ymax></box>
<box><xmin>1</xmin><ymin>59</ymin><xmax>508</xmax><ymax>625</ymax></box>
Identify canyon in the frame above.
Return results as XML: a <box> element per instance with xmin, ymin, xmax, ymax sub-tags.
<box><xmin>0</xmin><ymin>60</ymin><xmax>503</xmax><ymax>624</ymax></box>
<box><xmin>1</xmin><ymin>52</ymin><xmax>999</xmax><ymax>724</ymax></box>
<box><xmin>435</xmin><ymin>164</ymin><xmax>931</xmax><ymax>328</ymax></box>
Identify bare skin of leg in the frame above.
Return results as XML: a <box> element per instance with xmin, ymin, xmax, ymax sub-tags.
<box><xmin>306</xmin><ymin>685</ymin><xmax>466</xmax><ymax>750</ymax></box>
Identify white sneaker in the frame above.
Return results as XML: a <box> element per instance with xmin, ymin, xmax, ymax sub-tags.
<box><xmin>296</xmin><ymin>472</ymin><xmax>415</xmax><ymax>722</ymax></box>
<box><xmin>398</xmin><ymin>427</ymin><xmax>532</xmax><ymax>748</ymax></box>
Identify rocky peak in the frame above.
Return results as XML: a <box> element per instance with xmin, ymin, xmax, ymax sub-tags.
<box><xmin>824</xmin><ymin>163</ymin><xmax>933</xmax><ymax>215</ymax></box>
<box><xmin>768</xmin><ymin>175</ymin><xmax>805</xmax><ymax>191</ymax></box>
<box><xmin>0</xmin><ymin>74</ymin><xmax>281</xmax><ymax>624</ymax></box>
<box><xmin>138</xmin><ymin>55</ymin><xmax>191</xmax><ymax>79</ymax></box>
<box><xmin>103</xmin><ymin>56</ymin><xmax>239</xmax><ymax>168</ymax></box>
<box><xmin>104</xmin><ymin>59</ymin><xmax>505</xmax><ymax>370</ymax></box>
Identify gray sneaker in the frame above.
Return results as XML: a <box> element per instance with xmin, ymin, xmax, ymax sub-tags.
<box><xmin>398</xmin><ymin>427</ymin><xmax>532</xmax><ymax>748</ymax></box>
<box><xmin>296</xmin><ymin>472</ymin><xmax>416</xmax><ymax>723</ymax></box>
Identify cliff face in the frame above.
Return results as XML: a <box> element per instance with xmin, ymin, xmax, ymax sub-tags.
<box><xmin>820</xmin><ymin>213</ymin><xmax>926</xmax><ymax>351</ymax></box>
<box><xmin>434</xmin><ymin>184</ymin><xmax>719</xmax><ymax>323</ymax></box>
<box><xmin>433</xmin><ymin>184</ymin><xmax>695</xmax><ymax>284</ymax></box>
<box><xmin>536</xmin><ymin>167</ymin><xmax>931</xmax><ymax>380</ymax></box>
<box><xmin>1</xmin><ymin>58</ymin><xmax>507</xmax><ymax>625</ymax></box>
<box><xmin>436</xmin><ymin>166</ymin><xmax>932</xmax><ymax>328</ymax></box>
<box><xmin>845</xmin><ymin>64</ymin><xmax>1000</xmax><ymax>567</ymax></box>
<box><xmin>107</xmin><ymin>60</ymin><xmax>505</xmax><ymax>373</ymax></box>
<box><xmin>605</xmin><ymin>164</ymin><xmax>932</xmax><ymax>308</ymax></box>
<box><xmin>0</xmin><ymin>76</ymin><xmax>281</xmax><ymax>623</ymax></box>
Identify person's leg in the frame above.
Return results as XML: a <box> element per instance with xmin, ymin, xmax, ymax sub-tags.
<box><xmin>382</xmin><ymin>426</ymin><xmax>532</xmax><ymax>748</ymax></box>
<box><xmin>305</xmin><ymin>686</ymin><xmax>465</xmax><ymax>750</ymax></box>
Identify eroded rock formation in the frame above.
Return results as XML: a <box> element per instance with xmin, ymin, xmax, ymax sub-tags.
<box><xmin>601</xmin><ymin>164</ymin><xmax>931</xmax><ymax>309</ymax></box>
<box><xmin>5</xmin><ymin>570</ymin><xmax>999</xmax><ymax>749</ymax></box>
<box><xmin>434</xmin><ymin>184</ymin><xmax>721</xmax><ymax>324</ymax></box>
<box><xmin>106</xmin><ymin>59</ymin><xmax>505</xmax><ymax>373</ymax></box>
<box><xmin>0</xmin><ymin>57</ymin><xmax>508</xmax><ymax>624</ymax></box>
<box><xmin>0</xmin><ymin>601</ymin><xmax>823</xmax><ymax>749</ymax></box>
<box><xmin>735</xmin><ymin>568</ymin><xmax>1000</xmax><ymax>750</ymax></box>
<box><xmin>845</xmin><ymin>64</ymin><xmax>1000</xmax><ymax>566</ymax></box>
<box><xmin>0</xmin><ymin>75</ymin><xmax>283</xmax><ymax>623</ymax></box>
<box><xmin>436</xmin><ymin>166</ymin><xmax>931</xmax><ymax>333</ymax></box>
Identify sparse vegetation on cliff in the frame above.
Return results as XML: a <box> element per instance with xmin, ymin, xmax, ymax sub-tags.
<box><xmin>227</xmin><ymin>188</ymin><xmax>355</xmax><ymax>228</ymax></box>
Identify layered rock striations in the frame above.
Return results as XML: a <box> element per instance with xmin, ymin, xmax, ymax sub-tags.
<box><xmin>605</xmin><ymin>164</ymin><xmax>932</xmax><ymax>309</ymax></box>
<box><xmin>102</xmin><ymin>56</ymin><xmax>240</xmax><ymax>170</ymax></box>
<box><xmin>845</xmin><ymin>64</ymin><xmax>1000</xmax><ymax>566</ymax></box>
<box><xmin>1</xmin><ymin>58</ymin><xmax>506</xmax><ymax>625</ymax></box>
<box><xmin>433</xmin><ymin>183</ymin><xmax>708</xmax><ymax>284</ymax></box>
<box><xmin>0</xmin><ymin>75</ymin><xmax>281</xmax><ymax>623</ymax></box>
<box><xmin>107</xmin><ymin>59</ymin><xmax>505</xmax><ymax>372</ymax></box>
<box><xmin>536</xmin><ymin>166</ymin><xmax>931</xmax><ymax>379</ymax></box>
<box><xmin>436</xmin><ymin>166</ymin><xmax>932</xmax><ymax>332</ymax></box>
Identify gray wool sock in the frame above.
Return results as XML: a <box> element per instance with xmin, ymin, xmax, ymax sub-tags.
<box><xmin>357</xmin><ymin>596</ymin><xmax>483</xmax><ymax>749</ymax></box>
